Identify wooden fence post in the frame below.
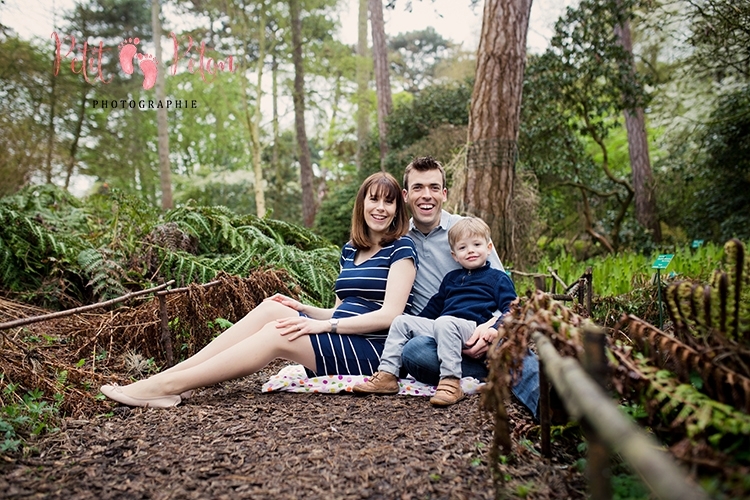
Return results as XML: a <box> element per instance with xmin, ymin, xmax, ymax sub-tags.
<box><xmin>534</xmin><ymin>275</ymin><xmax>547</xmax><ymax>292</ymax></box>
<box><xmin>583</xmin><ymin>325</ymin><xmax>612</xmax><ymax>500</ymax></box>
<box><xmin>539</xmin><ymin>358</ymin><xmax>552</xmax><ymax>458</ymax></box>
<box><xmin>532</xmin><ymin>330</ymin><xmax>708</xmax><ymax>500</ymax></box>
<box><xmin>551</xmin><ymin>269</ymin><xmax>558</xmax><ymax>294</ymax></box>
<box><xmin>157</xmin><ymin>279</ymin><xmax>175</xmax><ymax>368</ymax></box>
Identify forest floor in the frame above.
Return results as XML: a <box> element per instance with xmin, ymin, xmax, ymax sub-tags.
<box><xmin>0</xmin><ymin>360</ymin><xmax>587</xmax><ymax>500</ymax></box>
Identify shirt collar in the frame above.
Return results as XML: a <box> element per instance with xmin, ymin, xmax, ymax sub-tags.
<box><xmin>409</xmin><ymin>210</ymin><xmax>451</xmax><ymax>233</ymax></box>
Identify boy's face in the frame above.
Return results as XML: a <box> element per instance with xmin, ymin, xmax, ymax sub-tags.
<box><xmin>451</xmin><ymin>235</ymin><xmax>492</xmax><ymax>270</ymax></box>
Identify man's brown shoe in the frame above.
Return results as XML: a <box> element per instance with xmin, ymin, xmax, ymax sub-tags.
<box><xmin>430</xmin><ymin>377</ymin><xmax>464</xmax><ymax>406</ymax></box>
<box><xmin>352</xmin><ymin>371</ymin><xmax>399</xmax><ymax>395</ymax></box>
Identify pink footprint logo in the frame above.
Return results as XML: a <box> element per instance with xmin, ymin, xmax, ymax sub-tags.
<box><xmin>136</xmin><ymin>53</ymin><xmax>158</xmax><ymax>90</ymax></box>
<box><xmin>118</xmin><ymin>37</ymin><xmax>140</xmax><ymax>75</ymax></box>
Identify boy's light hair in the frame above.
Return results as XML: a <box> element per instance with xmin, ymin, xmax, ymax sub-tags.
<box><xmin>448</xmin><ymin>217</ymin><xmax>491</xmax><ymax>250</ymax></box>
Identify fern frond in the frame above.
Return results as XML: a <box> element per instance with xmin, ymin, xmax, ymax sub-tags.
<box><xmin>635</xmin><ymin>356</ymin><xmax>750</xmax><ymax>444</ymax></box>
<box><xmin>0</xmin><ymin>204</ymin><xmax>82</xmax><ymax>293</ymax></box>
<box><xmin>160</xmin><ymin>251</ymin><xmax>224</xmax><ymax>285</ymax></box>
<box><xmin>667</xmin><ymin>239</ymin><xmax>749</xmax><ymax>343</ymax></box>
<box><xmin>77</xmin><ymin>248</ymin><xmax>128</xmax><ymax>301</ymax></box>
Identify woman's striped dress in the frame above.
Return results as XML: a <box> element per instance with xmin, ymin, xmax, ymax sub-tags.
<box><xmin>306</xmin><ymin>237</ymin><xmax>418</xmax><ymax>376</ymax></box>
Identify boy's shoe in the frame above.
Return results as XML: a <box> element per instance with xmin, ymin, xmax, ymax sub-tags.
<box><xmin>352</xmin><ymin>371</ymin><xmax>399</xmax><ymax>395</ymax></box>
<box><xmin>430</xmin><ymin>377</ymin><xmax>464</xmax><ymax>406</ymax></box>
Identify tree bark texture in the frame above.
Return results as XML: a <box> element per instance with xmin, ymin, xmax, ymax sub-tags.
<box><xmin>271</xmin><ymin>54</ymin><xmax>280</xmax><ymax>183</ymax></box>
<box><xmin>356</xmin><ymin>0</ymin><xmax>371</xmax><ymax>172</ymax></box>
<box><xmin>64</xmin><ymin>85</ymin><xmax>89</xmax><ymax>189</ymax></box>
<box><xmin>152</xmin><ymin>0</ymin><xmax>173</xmax><ymax>210</ymax></box>
<box><xmin>290</xmin><ymin>0</ymin><xmax>316</xmax><ymax>227</ymax></box>
<box><xmin>251</xmin><ymin>3</ymin><xmax>267</xmax><ymax>217</ymax></box>
<box><xmin>465</xmin><ymin>0</ymin><xmax>532</xmax><ymax>263</ymax></box>
<box><xmin>369</xmin><ymin>0</ymin><xmax>392</xmax><ymax>170</ymax></box>
<box><xmin>44</xmin><ymin>69</ymin><xmax>57</xmax><ymax>184</ymax></box>
<box><xmin>615</xmin><ymin>17</ymin><xmax>662</xmax><ymax>242</ymax></box>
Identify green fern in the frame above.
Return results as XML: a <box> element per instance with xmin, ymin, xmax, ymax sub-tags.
<box><xmin>158</xmin><ymin>204</ymin><xmax>340</xmax><ymax>305</ymax></box>
<box><xmin>666</xmin><ymin>239</ymin><xmax>749</xmax><ymax>364</ymax></box>
<box><xmin>0</xmin><ymin>204</ymin><xmax>80</xmax><ymax>292</ymax></box>
<box><xmin>636</xmin><ymin>355</ymin><xmax>750</xmax><ymax>454</ymax></box>
<box><xmin>77</xmin><ymin>248</ymin><xmax>128</xmax><ymax>300</ymax></box>
<box><xmin>160</xmin><ymin>251</ymin><xmax>226</xmax><ymax>285</ymax></box>
<box><xmin>0</xmin><ymin>188</ymin><xmax>341</xmax><ymax>308</ymax></box>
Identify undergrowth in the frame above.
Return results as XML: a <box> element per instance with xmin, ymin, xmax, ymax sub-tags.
<box><xmin>513</xmin><ymin>242</ymin><xmax>727</xmax><ymax>298</ymax></box>
<box><xmin>486</xmin><ymin>240</ymin><xmax>750</xmax><ymax>498</ymax></box>
<box><xmin>0</xmin><ymin>376</ymin><xmax>61</xmax><ymax>455</ymax></box>
<box><xmin>0</xmin><ymin>185</ymin><xmax>339</xmax><ymax>308</ymax></box>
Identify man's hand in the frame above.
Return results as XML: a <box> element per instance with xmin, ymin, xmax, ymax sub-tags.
<box><xmin>462</xmin><ymin>330</ymin><xmax>489</xmax><ymax>358</ymax></box>
<box><xmin>462</xmin><ymin>317</ymin><xmax>504</xmax><ymax>359</ymax></box>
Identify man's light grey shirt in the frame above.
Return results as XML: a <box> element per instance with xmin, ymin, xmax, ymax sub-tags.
<box><xmin>407</xmin><ymin>210</ymin><xmax>504</xmax><ymax>314</ymax></box>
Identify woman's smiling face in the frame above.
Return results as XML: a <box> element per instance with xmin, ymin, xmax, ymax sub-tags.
<box><xmin>363</xmin><ymin>188</ymin><xmax>396</xmax><ymax>238</ymax></box>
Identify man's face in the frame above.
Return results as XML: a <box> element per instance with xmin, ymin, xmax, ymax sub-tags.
<box><xmin>403</xmin><ymin>169</ymin><xmax>447</xmax><ymax>233</ymax></box>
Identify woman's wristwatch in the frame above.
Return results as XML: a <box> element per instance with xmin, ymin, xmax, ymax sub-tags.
<box><xmin>329</xmin><ymin>318</ymin><xmax>339</xmax><ymax>334</ymax></box>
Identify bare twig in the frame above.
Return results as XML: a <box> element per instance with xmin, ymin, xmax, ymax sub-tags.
<box><xmin>0</xmin><ymin>280</ymin><xmax>175</xmax><ymax>331</ymax></box>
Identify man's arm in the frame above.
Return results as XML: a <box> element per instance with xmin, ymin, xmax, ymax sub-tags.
<box><xmin>487</xmin><ymin>244</ymin><xmax>504</xmax><ymax>271</ymax></box>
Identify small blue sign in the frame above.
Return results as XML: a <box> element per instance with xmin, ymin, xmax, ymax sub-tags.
<box><xmin>691</xmin><ymin>240</ymin><xmax>704</xmax><ymax>249</ymax></box>
<box><xmin>652</xmin><ymin>254</ymin><xmax>674</xmax><ymax>270</ymax></box>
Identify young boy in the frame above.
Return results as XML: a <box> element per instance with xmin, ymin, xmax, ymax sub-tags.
<box><xmin>353</xmin><ymin>217</ymin><xmax>517</xmax><ymax>406</ymax></box>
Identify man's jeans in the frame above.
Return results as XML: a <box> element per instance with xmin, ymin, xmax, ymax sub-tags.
<box><xmin>401</xmin><ymin>336</ymin><xmax>540</xmax><ymax>420</ymax></box>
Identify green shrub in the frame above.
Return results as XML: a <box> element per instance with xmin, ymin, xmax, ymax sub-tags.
<box><xmin>514</xmin><ymin>242</ymin><xmax>727</xmax><ymax>298</ymax></box>
<box><xmin>1</xmin><ymin>380</ymin><xmax>60</xmax><ymax>455</ymax></box>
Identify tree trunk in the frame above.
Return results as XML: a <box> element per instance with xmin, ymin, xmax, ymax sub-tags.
<box><xmin>271</xmin><ymin>53</ymin><xmax>280</xmax><ymax>185</ymax></box>
<box><xmin>64</xmin><ymin>84</ymin><xmax>89</xmax><ymax>189</ymax></box>
<box><xmin>44</xmin><ymin>68</ymin><xmax>57</xmax><ymax>184</ymax></box>
<box><xmin>369</xmin><ymin>0</ymin><xmax>392</xmax><ymax>170</ymax></box>
<box><xmin>152</xmin><ymin>0</ymin><xmax>173</xmax><ymax>209</ymax></box>
<box><xmin>464</xmin><ymin>0</ymin><xmax>532</xmax><ymax>263</ymax></box>
<box><xmin>251</xmin><ymin>3</ymin><xmax>267</xmax><ymax>217</ymax></box>
<box><xmin>615</xmin><ymin>16</ymin><xmax>662</xmax><ymax>242</ymax></box>
<box><xmin>356</xmin><ymin>0</ymin><xmax>371</xmax><ymax>172</ymax></box>
<box><xmin>290</xmin><ymin>0</ymin><xmax>316</xmax><ymax>227</ymax></box>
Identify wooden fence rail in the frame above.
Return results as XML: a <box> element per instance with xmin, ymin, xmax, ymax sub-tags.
<box><xmin>0</xmin><ymin>280</ymin><xmax>177</xmax><ymax>331</ymax></box>
<box><xmin>532</xmin><ymin>328</ymin><xmax>709</xmax><ymax>500</ymax></box>
<box><xmin>510</xmin><ymin>267</ymin><xmax>593</xmax><ymax>315</ymax></box>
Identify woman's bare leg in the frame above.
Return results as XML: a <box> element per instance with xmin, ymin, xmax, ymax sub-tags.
<box><xmin>161</xmin><ymin>300</ymin><xmax>297</xmax><ymax>374</ymax></box>
<box><xmin>116</xmin><ymin>323</ymin><xmax>317</xmax><ymax>399</ymax></box>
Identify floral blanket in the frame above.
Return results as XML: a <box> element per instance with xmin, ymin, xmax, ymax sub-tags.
<box><xmin>262</xmin><ymin>364</ymin><xmax>484</xmax><ymax>396</ymax></box>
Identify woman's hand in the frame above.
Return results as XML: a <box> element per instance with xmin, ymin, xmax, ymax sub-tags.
<box><xmin>274</xmin><ymin>316</ymin><xmax>328</xmax><ymax>341</ymax></box>
<box><xmin>266</xmin><ymin>293</ymin><xmax>305</xmax><ymax>313</ymax></box>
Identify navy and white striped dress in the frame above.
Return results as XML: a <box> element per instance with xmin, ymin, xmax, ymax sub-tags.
<box><xmin>306</xmin><ymin>237</ymin><xmax>418</xmax><ymax>376</ymax></box>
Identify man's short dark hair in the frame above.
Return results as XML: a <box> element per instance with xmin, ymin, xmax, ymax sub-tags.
<box><xmin>403</xmin><ymin>156</ymin><xmax>446</xmax><ymax>190</ymax></box>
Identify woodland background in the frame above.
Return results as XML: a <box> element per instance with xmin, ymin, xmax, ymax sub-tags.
<box><xmin>1</xmin><ymin>1</ymin><xmax>750</xmax><ymax>498</ymax></box>
<box><xmin>0</xmin><ymin>0</ymin><xmax>747</xmax><ymax>270</ymax></box>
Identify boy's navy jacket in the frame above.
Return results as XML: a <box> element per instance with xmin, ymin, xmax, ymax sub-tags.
<box><xmin>418</xmin><ymin>262</ymin><xmax>517</xmax><ymax>328</ymax></box>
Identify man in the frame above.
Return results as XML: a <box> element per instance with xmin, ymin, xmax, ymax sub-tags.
<box><xmin>399</xmin><ymin>156</ymin><xmax>540</xmax><ymax>418</ymax></box>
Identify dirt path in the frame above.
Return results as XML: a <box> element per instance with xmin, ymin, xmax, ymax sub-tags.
<box><xmin>1</xmin><ymin>363</ymin><xmax>585</xmax><ymax>499</ymax></box>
